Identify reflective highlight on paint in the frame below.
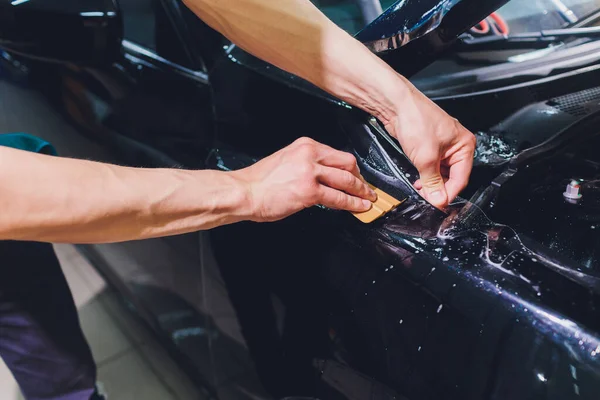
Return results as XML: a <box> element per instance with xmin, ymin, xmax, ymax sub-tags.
<box><xmin>357</xmin><ymin>0</ymin><xmax>461</xmax><ymax>52</ymax></box>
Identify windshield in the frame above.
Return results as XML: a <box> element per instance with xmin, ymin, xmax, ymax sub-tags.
<box><xmin>312</xmin><ymin>0</ymin><xmax>600</xmax><ymax>94</ymax></box>
<box><xmin>314</xmin><ymin>0</ymin><xmax>600</xmax><ymax>36</ymax></box>
<box><xmin>497</xmin><ymin>0</ymin><xmax>600</xmax><ymax>33</ymax></box>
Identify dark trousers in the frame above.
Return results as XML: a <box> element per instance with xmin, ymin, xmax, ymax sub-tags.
<box><xmin>0</xmin><ymin>241</ymin><xmax>98</xmax><ymax>400</ymax></box>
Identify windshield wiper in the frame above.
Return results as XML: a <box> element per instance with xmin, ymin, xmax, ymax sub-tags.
<box><xmin>458</xmin><ymin>26</ymin><xmax>600</xmax><ymax>51</ymax></box>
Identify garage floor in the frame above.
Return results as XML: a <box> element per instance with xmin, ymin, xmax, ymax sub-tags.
<box><xmin>0</xmin><ymin>244</ymin><xmax>207</xmax><ymax>400</ymax></box>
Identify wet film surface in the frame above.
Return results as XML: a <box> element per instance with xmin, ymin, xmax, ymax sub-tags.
<box><xmin>208</xmin><ymin>112</ymin><xmax>600</xmax><ymax>398</ymax></box>
<box><xmin>332</xmin><ymin>116</ymin><xmax>600</xmax><ymax>399</ymax></box>
<box><xmin>356</xmin><ymin>0</ymin><xmax>462</xmax><ymax>51</ymax></box>
<box><xmin>207</xmin><ymin>109</ymin><xmax>600</xmax><ymax>399</ymax></box>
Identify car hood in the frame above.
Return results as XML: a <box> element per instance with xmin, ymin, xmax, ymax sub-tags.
<box><xmin>355</xmin><ymin>0</ymin><xmax>511</xmax><ymax>76</ymax></box>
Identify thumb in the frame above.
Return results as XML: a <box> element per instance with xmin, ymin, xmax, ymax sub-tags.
<box><xmin>417</xmin><ymin>158</ymin><xmax>448</xmax><ymax>209</ymax></box>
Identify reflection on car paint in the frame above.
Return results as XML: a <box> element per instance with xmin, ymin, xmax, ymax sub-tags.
<box><xmin>356</xmin><ymin>0</ymin><xmax>461</xmax><ymax>52</ymax></box>
<box><xmin>206</xmin><ymin>147</ymin><xmax>258</xmax><ymax>172</ymax></box>
<box><xmin>14</xmin><ymin>0</ymin><xmax>600</xmax><ymax>396</ymax></box>
<box><xmin>336</xmin><ymin>114</ymin><xmax>600</xmax><ymax>397</ymax></box>
<box><xmin>492</xmin><ymin>162</ymin><xmax>600</xmax><ymax>276</ymax></box>
<box><xmin>356</xmin><ymin>196</ymin><xmax>600</xmax><ymax>397</ymax></box>
<box><xmin>207</xmin><ymin>107</ymin><xmax>600</xmax><ymax>397</ymax></box>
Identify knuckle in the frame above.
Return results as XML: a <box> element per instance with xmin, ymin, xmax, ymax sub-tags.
<box><xmin>335</xmin><ymin>191</ymin><xmax>348</xmax><ymax>207</ymax></box>
<box><xmin>297</xmin><ymin>161</ymin><xmax>316</xmax><ymax>179</ymax></box>
<box><xmin>422</xmin><ymin>174</ymin><xmax>444</xmax><ymax>187</ymax></box>
<box><xmin>350</xmin><ymin>196</ymin><xmax>363</xmax><ymax>210</ymax></box>
<box><xmin>362</xmin><ymin>182</ymin><xmax>372</xmax><ymax>195</ymax></box>
<box><xmin>416</xmin><ymin>153</ymin><xmax>439</xmax><ymax>170</ymax></box>
<box><xmin>295</xmin><ymin>137</ymin><xmax>315</xmax><ymax>147</ymax></box>
<box><xmin>342</xmin><ymin>171</ymin><xmax>355</xmax><ymax>187</ymax></box>
<box><xmin>466</xmin><ymin>133</ymin><xmax>477</xmax><ymax>148</ymax></box>
<box><xmin>341</xmin><ymin>152</ymin><xmax>357</xmax><ymax>167</ymax></box>
<box><xmin>452</xmin><ymin>118</ymin><xmax>468</xmax><ymax>134</ymax></box>
<box><xmin>297</xmin><ymin>143</ymin><xmax>317</xmax><ymax>159</ymax></box>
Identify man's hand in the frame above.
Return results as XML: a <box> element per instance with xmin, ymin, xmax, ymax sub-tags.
<box><xmin>382</xmin><ymin>79</ymin><xmax>476</xmax><ymax>209</ymax></box>
<box><xmin>183</xmin><ymin>0</ymin><xmax>476</xmax><ymax>210</ymax></box>
<box><xmin>233</xmin><ymin>137</ymin><xmax>377</xmax><ymax>222</ymax></box>
<box><xmin>0</xmin><ymin>138</ymin><xmax>374</xmax><ymax>243</ymax></box>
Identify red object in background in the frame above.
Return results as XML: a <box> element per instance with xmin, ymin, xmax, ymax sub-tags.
<box><xmin>471</xmin><ymin>18</ymin><xmax>491</xmax><ymax>35</ymax></box>
<box><xmin>470</xmin><ymin>12</ymin><xmax>510</xmax><ymax>36</ymax></box>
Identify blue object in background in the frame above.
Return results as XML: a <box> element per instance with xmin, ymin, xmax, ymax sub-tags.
<box><xmin>0</xmin><ymin>133</ymin><xmax>57</xmax><ymax>156</ymax></box>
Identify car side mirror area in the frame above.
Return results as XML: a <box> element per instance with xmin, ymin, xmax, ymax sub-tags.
<box><xmin>0</xmin><ymin>0</ymin><xmax>123</xmax><ymax>65</ymax></box>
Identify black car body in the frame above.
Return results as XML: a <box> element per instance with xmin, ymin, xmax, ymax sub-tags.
<box><xmin>2</xmin><ymin>0</ymin><xmax>600</xmax><ymax>399</ymax></box>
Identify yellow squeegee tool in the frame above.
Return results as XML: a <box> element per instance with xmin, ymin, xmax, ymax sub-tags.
<box><xmin>351</xmin><ymin>183</ymin><xmax>405</xmax><ymax>223</ymax></box>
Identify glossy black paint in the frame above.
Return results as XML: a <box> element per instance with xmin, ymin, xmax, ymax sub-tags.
<box><xmin>208</xmin><ymin>111</ymin><xmax>600</xmax><ymax>399</ymax></box>
<box><xmin>357</xmin><ymin>0</ymin><xmax>505</xmax><ymax>44</ymax></box>
<box><xmin>0</xmin><ymin>0</ymin><xmax>122</xmax><ymax>64</ymax></box>
<box><xmin>356</xmin><ymin>0</ymin><xmax>511</xmax><ymax>76</ymax></box>
<box><xmin>2</xmin><ymin>0</ymin><xmax>600</xmax><ymax>399</ymax></box>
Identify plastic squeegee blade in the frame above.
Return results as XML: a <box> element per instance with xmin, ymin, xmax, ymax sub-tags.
<box><xmin>352</xmin><ymin>184</ymin><xmax>404</xmax><ymax>223</ymax></box>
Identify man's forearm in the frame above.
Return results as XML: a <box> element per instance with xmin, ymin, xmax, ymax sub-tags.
<box><xmin>183</xmin><ymin>0</ymin><xmax>407</xmax><ymax>124</ymax></box>
<box><xmin>0</xmin><ymin>147</ymin><xmax>249</xmax><ymax>243</ymax></box>
<box><xmin>184</xmin><ymin>0</ymin><xmax>476</xmax><ymax>209</ymax></box>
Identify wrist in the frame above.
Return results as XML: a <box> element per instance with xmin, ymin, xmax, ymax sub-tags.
<box><xmin>370</xmin><ymin>73</ymin><xmax>413</xmax><ymax>127</ymax></box>
<box><xmin>225</xmin><ymin>169</ymin><xmax>257</xmax><ymax>223</ymax></box>
<box><xmin>185</xmin><ymin>169</ymin><xmax>255</xmax><ymax>227</ymax></box>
